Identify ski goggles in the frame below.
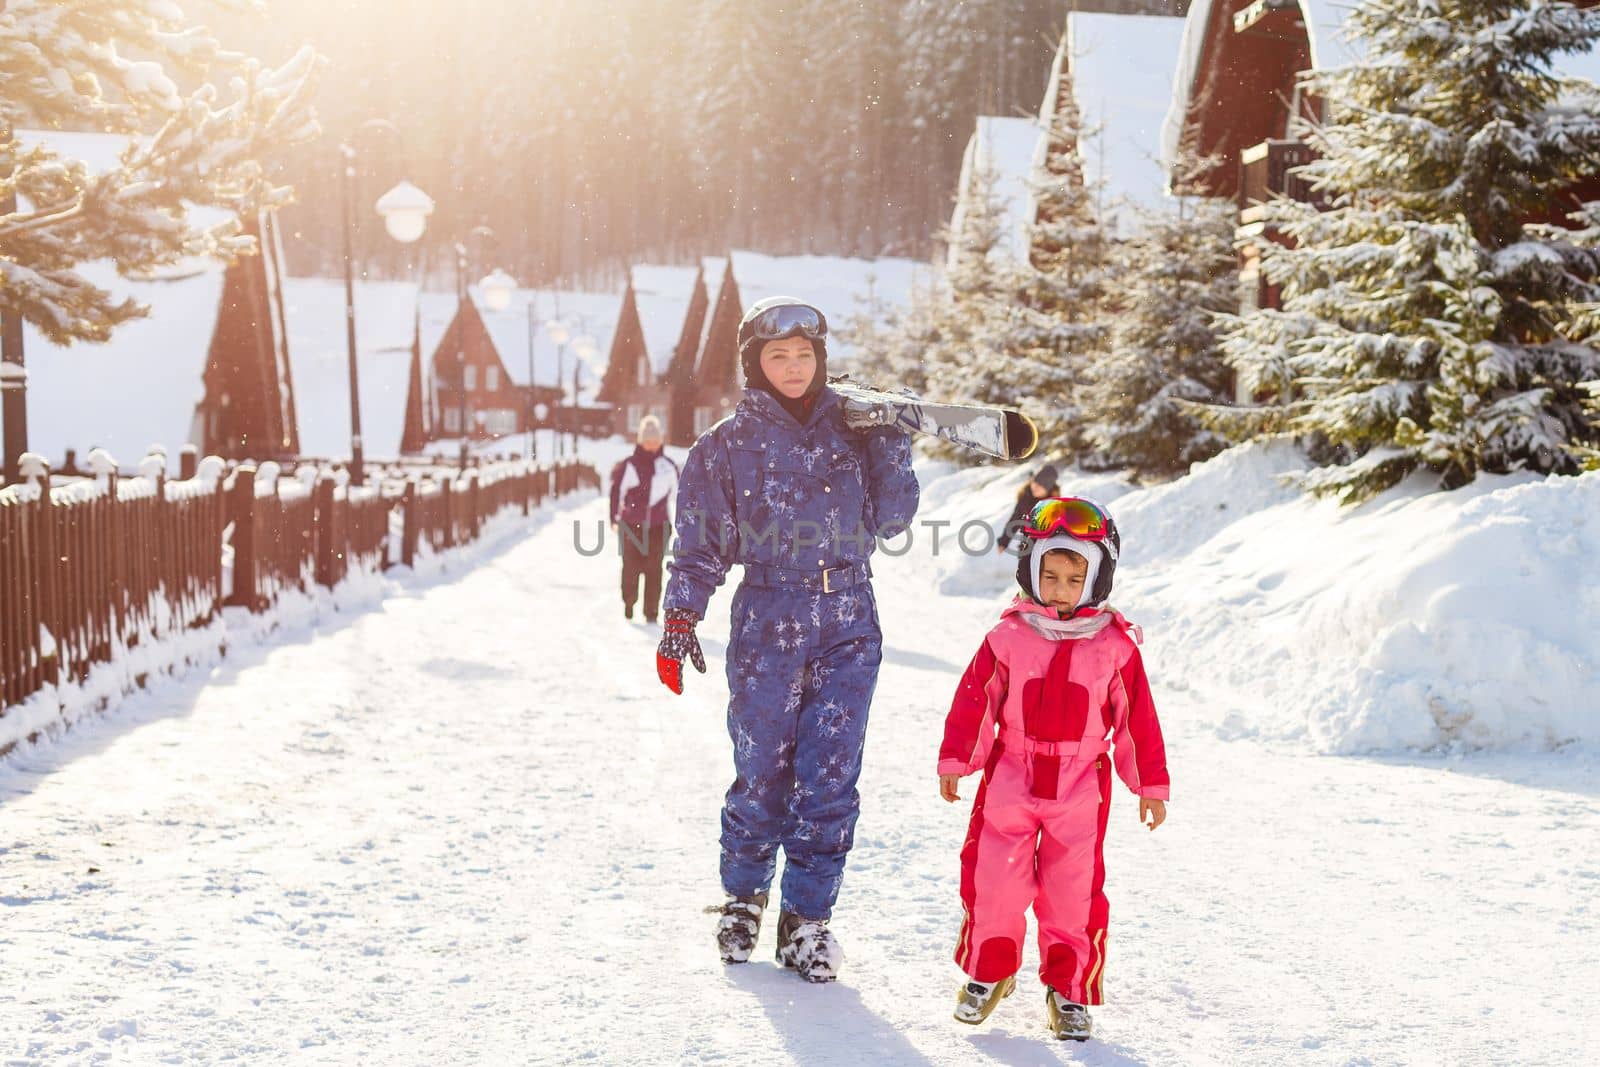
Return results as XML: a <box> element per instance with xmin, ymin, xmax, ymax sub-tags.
<box><xmin>1021</xmin><ymin>497</ymin><xmax>1112</xmax><ymax>540</ymax></box>
<box><xmin>747</xmin><ymin>302</ymin><xmax>828</xmax><ymax>342</ymax></box>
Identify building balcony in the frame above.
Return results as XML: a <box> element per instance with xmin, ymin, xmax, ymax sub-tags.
<box><xmin>1238</xmin><ymin>139</ymin><xmax>1325</xmax><ymax>223</ymax></box>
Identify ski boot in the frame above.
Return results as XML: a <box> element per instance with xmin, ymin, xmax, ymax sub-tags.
<box><xmin>1045</xmin><ymin>988</ymin><xmax>1092</xmax><ymax>1041</ymax></box>
<box><xmin>953</xmin><ymin>976</ymin><xmax>1015</xmax><ymax>1025</ymax></box>
<box><xmin>706</xmin><ymin>892</ymin><xmax>767</xmax><ymax>964</ymax></box>
<box><xmin>775</xmin><ymin>910</ymin><xmax>843</xmax><ymax>983</ymax></box>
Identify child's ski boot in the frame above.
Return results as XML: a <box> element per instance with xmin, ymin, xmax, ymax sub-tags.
<box><xmin>775</xmin><ymin>910</ymin><xmax>843</xmax><ymax>983</ymax></box>
<box><xmin>707</xmin><ymin>892</ymin><xmax>767</xmax><ymax>964</ymax></box>
<box><xmin>1045</xmin><ymin>988</ymin><xmax>1092</xmax><ymax>1041</ymax></box>
<box><xmin>953</xmin><ymin>976</ymin><xmax>1015</xmax><ymax>1024</ymax></box>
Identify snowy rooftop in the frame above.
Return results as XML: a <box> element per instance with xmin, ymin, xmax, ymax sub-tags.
<box><xmin>421</xmin><ymin>287</ymin><xmax>622</xmax><ymax>405</ymax></box>
<box><xmin>282</xmin><ymin>278</ymin><xmax>419</xmax><ymax>461</ymax></box>
<box><xmin>947</xmin><ymin>116</ymin><xmax>1044</xmax><ymax>269</ymax></box>
<box><xmin>727</xmin><ymin>249</ymin><xmax>920</xmax><ymax>365</ymax></box>
<box><xmin>1162</xmin><ymin>0</ymin><xmax>1600</xmax><ymax>166</ymax></box>
<box><xmin>16</xmin><ymin>129</ymin><xmax>233</xmax><ymax>468</ymax></box>
<box><xmin>1062</xmin><ymin>12</ymin><xmax>1188</xmax><ymax>232</ymax></box>
<box><xmin>629</xmin><ymin>264</ymin><xmax>702</xmax><ymax>376</ymax></box>
<box><xmin>23</xmin><ymin>263</ymin><xmax>222</xmax><ymax>469</ymax></box>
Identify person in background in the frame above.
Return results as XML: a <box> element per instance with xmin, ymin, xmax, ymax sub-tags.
<box><xmin>609</xmin><ymin>414</ymin><xmax>679</xmax><ymax>624</ymax></box>
<box><xmin>996</xmin><ymin>464</ymin><xmax>1059</xmax><ymax>553</ymax></box>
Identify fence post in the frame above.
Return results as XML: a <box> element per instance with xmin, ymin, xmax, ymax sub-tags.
<box><xmin>19</xmin><ymin>455</ymin><xmax>59</xmax><ymax>691</ymax></box>
<box><xmin>440</xmin><ymin>476</ymin><xmax>454</xmax><ymax>549</ymax></box>
<box><xmin>314</xmin><ymin>475</ymin><xmax>338</xmax><ymax>589</ymax></box>
<box><xmin>521</xmin><ymin>466</ymin><xmax>530</xmax><ymax>517</ymax></box>
<box><xmin>401</xmin><ymin>480</ymin><xmax>418</xmax><ymax>568</ymax></box>
<box><xmin>227</xmin><ymin>465</ymin><xmax>258</xmax><ymax>609</ymax></box>
<box><xmin>179</xmin><ymin>445</ymin><xmax>198</xmax><ymax>480</ymax></box>
<box><xmin>469</xmin><ymin>472</ymin><xmax>482</xmax><ymax>542</ymax></box>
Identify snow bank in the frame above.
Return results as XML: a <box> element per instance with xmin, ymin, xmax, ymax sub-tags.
<box><xmin>932</xmin><ymin>442</ymin><xmax>1598</xmax><ymax>754</ymax></box>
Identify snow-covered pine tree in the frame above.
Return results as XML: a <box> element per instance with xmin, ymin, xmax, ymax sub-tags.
<box><xmin>1220</xmin><ymin>0</ymin><xmax>1600</xmax><ymax>502</ymax></box>
<box><xmin>1</xmin><ymin>0</ymin><xmax>322</xmax><ymax>346</ymax></box>
<box><xmin>912</xmin><ymin>158</ymin><xmax>1032</xmax><ymax>462</ymax></box>
<box><xmin>1084</xmin><ymin>183</ymin><xmax>1238</xmax><ymax>479</ymax></box>
<box><xmin>1015</xmin><ymin>89</ymin><xmax>1116</xmax><ymax>458</ymax></box>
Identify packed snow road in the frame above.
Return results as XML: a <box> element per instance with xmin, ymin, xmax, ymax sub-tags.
<box><xmin>2</xmin><ymin>481</ymin><xmax>1595</xmax><ymax>1066</ymax></box>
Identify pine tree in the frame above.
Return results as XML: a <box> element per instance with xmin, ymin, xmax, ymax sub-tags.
<box><xmin>1</xmin><ymin>0</ymin><xmax>322</xmax><ymax>346</ymax></box>
<box><xmin>1084</xmin><ymin>180</ymin><xmax>1239</xmax><ymax>479</ymax></box>
<box><xmin>1014</xmin><ymin>92</ymin><xmax>1117</xmax><ymax>457</ymax></box>
<box><xmin>922</xmin><ymin>160</ymin><xmax>1024</xmax><ymax>404</ymax></box>
<box><xmin>1220</xmin><ymin>0</ymin><xmax>1600</xmax><ymax>502</ymax></box>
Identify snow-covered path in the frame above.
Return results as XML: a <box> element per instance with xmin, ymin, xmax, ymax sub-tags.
<box><xmin>3</xmin><ymin>486</ymin><xmax>1597</xmax><ymax>1066</ymax></box>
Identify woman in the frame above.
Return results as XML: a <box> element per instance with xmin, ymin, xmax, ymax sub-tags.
<box><xmin>654</xmin><ymin>296</ymin><xmax>920</xmax><ymax>982</ymax></box>
<box><xmin>608</xmin><ymin>414</ymin><xmax>678</xmax><ymax>623</ymax></box>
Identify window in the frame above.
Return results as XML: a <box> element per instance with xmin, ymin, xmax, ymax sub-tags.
<box><xmin>443</xmin><ymin>408</ymin><xmax>461</xmax><ymax>433</ymax></box>
<box><xmin>464</xmin><ymin>365</ymin><xmax>477</xmax><ymax>391</ymax></box>
<box><xmin>488</xmin><ymin>409</ymin><xmax>517</xmax><ymax>434</ymax></box>
<box><xmin>627</xmin><ymin>404</ymin><xmax>642</xmax><ymax>432</ymax></box>
<box><xmin>694</xmin><ymin>406</ymin><xmax>712</xmax><ymax>436</ymax></box>
<box><xmin>486</xmin><ymin>366</ymin><xmax>500</xmax><ymax>392</ymax></box>
<box><xmin>636</xmin><ymin>356</ymin><xmax>649</xmax><ymax>387</ymax></box>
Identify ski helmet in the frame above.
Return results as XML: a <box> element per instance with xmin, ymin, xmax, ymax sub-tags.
<box><xmin>737</xmin><ymin>296</ymin><xmax>829</xmax><ymax>393</ymax></box>
<box><xmin>1014</xmin><ymin>497</ymin><xmax>1121</xmax><ymax>610</ymax></box>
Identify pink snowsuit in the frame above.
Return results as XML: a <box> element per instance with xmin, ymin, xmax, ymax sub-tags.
<box><xmin>939</xmin><ymin>597</ymin><xmax>1169</xmax><ymax>1004</ymax></box>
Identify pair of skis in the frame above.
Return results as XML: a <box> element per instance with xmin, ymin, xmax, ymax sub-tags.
<box><xmin>830</xmin><ymin>377</ymin><xmax>1038</xmax><ymax>462</ymax></box>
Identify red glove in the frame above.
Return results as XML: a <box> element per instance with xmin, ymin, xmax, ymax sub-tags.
<box><xmin>656</xmin><ymin>608</ymin><xmax>706</xmax><ymax>695</ymax></box>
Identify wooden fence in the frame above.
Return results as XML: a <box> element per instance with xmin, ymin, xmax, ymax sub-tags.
<box><xmin>0</xmin><ymin>453</ymin><xmax>598</xmax><ymax>743</ymax></box>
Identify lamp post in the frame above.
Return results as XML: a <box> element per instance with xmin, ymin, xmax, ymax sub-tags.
<box><xmin>525</xmin><ymin>294</ymin><xmax>538</xmax><ymax>462</ymax></box>
<box><xmin>453</xmin><ymin>226</ymin><xmax>504</xmax><ymax>470</ymax></box>
<box><xmin>571</xmin><ymin>334</ymin><xmax>598</xmax><ymax>458</ymax></box>
<box><xmin>545</xmin><ymin>316</ymin><xmax>571</xmax><ymax>458</ymax></box>
<box><xmin>341</xmin><ymin>121</ymin><xmax>431</xmax><ymax>486</ymax></box>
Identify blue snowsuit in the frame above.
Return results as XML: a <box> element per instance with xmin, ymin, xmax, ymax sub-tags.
<box><xmin>665</xmin><ymin>386</ymin><xmax>920</xmax><ymax>919</ymax></box>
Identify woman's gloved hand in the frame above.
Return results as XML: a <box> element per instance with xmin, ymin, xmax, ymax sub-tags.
<box><xmin>656</xmin><ymin>607</ymin><xmax>707</xmax><ymax>695</ymax></box>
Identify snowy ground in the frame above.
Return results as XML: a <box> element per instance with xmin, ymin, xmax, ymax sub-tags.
<box><xmin>2</xmin><ymin>446</ymin><xmax>1597</xmax><ymax>1065</ymax></box>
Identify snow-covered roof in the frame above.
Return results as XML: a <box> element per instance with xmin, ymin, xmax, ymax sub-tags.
<box><xmin>726</xmin><ymin>249</ymin><xmax>920</xmax><ymax>365</ymax></box>
<box><xmin>1162</xmin><ymin>0</ymin><xmax>1600</xmax><ymax>167</ymax></box>
<box><xmin>282</xmin><ymin>278</ymin><xmax>419</xmax><ymax>461</ymax></box>
<box><xmin>1063</xmin><ymin>12</ymin><xmax>1188</xmax><ymax>232</ymax></box>
<box><xmin>16</xmin><ymin>129</ymin><xmax>232</xmax><ymax>468</ymax></box>
<box><xmin>420</xmin><ymin>287</ymin><xmax>622</xmax><ymax>405</ymax></box>
<box><xmin>23</xmin><ymin>262</ymin><xmax>222</xmax><ymax>468</ymax></box>
<box><xmin>630</xmin><ymin>264</ymin><xmax>701</xmax><ymax>376</ymax></box>
<box><xmin>947</xmin><ymin>116</ymin><xmax>1045</xmax><ymax>269</ymax></box>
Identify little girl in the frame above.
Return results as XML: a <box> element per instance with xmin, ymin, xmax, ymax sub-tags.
<box><xmin>938</xmin><ymin>496</ymin><xmax>1169</xmax><ymax>1041</ymax></box>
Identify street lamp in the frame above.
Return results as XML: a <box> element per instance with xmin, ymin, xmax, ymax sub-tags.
<box><xmin>375</xmin><ymin>181</ymin><xmax>434</xmax><ymax>244</ymax></box>
<box><xmin>454</xmin><ymin>225</ymin><xmax>501</xmax><ymax>470</ymax></box>
<box><xmin>546</xmin><ymin>317</ymin><xmax>571</xmax><ymax>458</ymax></box>
<box><xmin>570</xmin><ymin>334</ymin><xmax>598</xmax><ymax>458</ymax></box>
<box><xmin>341</xmin><ymin>120</ymin><xmax>429</xmax><ymax>487</ymax></box>
<box><xmin>480</xmin><ymin>268</ymin><xmax>516</xmax><ymax>312</ymax></box>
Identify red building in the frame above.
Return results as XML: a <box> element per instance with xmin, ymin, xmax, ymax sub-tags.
<box><xmin>1164</xmin><ymin>0</ymin><xmax>1600</xmax><ymax>311</ymax></box>
<box><xmin>195</xmin><ymin>212</ymin><xmax>298</xmax><ymax>459</ymax></box>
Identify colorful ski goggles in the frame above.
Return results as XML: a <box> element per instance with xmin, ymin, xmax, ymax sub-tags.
<box><xmin>1021</xmin><ymin>497</ymin><xmax>1112</xmax><ymax>540</ymax></box>
<box><xmin>746</xmin><ymin>302</ymin><xmax>828</xmax><ymax>342</ymax></box>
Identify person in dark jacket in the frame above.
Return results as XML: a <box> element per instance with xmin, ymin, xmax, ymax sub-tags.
<box><xmin>609</xmin><ymin>414</ymin><xmax>679</xmax><ymax>623</ymax></box>
<box><xmin>654</xmin><ymin>296</ymin><xmax>920</xmax><ymax>983</ymax></box>
<box><xmin>996</xmin><ymin>464</ymin><xmax>1060</xmax><ymax>553</ymax></box>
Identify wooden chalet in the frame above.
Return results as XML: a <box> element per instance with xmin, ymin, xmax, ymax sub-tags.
<box><xmin>1162</xmin><ymin>0</ymin><xmax>1600</xmax><ymax>311</ymax></box>
<box><xmin>16</xmin><ymin>130</ymin><xmax>293</xmax><ymax>471</ymax></box>
<box><xmin>595</xmin><ymin>264</ymin><xmax>702</xmax><ymax>441</ymax></box>
<box><xmin>420</xmin><ymin>293</ymin><xmax>531</xmax><ymax>443</ymax></box>
<box><xmin>682</xmin><ymin>256</ymin><xmax>744</xmax><ymax>439</ymax></box>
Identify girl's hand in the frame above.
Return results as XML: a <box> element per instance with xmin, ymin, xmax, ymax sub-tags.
<box><xmin>939</xmin><ymin>774</ymin><xmax>961</xmax><ymax>803</ymax></box>
<box><xmin>1139</xmin><ymin>798</ymin><xmax>1166</xmax><ymax>831</ymax></box>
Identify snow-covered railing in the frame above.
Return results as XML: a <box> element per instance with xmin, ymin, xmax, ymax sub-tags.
<box><xmin>0</xmin><ymin>450</ymin><xmax>225</xmax><ymax>716</ymax></box>
<box><xmin>2</xmin><ymin>451</ymin><xmax>598</xmax><ymax>749</ymax></box>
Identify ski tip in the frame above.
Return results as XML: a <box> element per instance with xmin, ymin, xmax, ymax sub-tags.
<box><xmin>1006</xmin><ymin>410</ymin><xmax>1039</xmax><ymax>461</ymax></box>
